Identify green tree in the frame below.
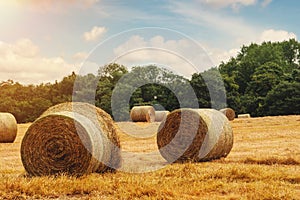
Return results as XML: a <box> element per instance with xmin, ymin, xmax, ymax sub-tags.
<box><xmin>190</xmin><ymin>73</ymin><xmax>211</xmax><ymax>108</ymax></box>
<box><xmin>111</xmin><ymin>65</ymin><xmax>197</xmax><ymax>121</ymax></box>
<box><xmin>190</xmin><ymin>68</ymin><xmax>227</xmax><ymax>109</ymax></box>
<box><xmin>280</xmin><ymin>39</ymin><xmax>300</xmax><ymax>65</ymax></box>
<box><xmin>128</xmin><ymin>65</ymin><xmax>195</xmax><ymax>110</ymax></box>
<box><xmin>0</xmin><ymin>72</ymin><xmax>79</xmax><ymax>123</ymax></box>
<box><xmin>73</xmin><ymin>73</ymin><xmax>98</xmax><ymax>104</ymax></box>
<box><xmin>217</xmin><ymin>39</ymin><xmax>300</xmax><ymax>116</ymax></box>
<box><xmin>222</xmin><ymin>74</ymin><xmax>241</xmax><ymax>112</ymax></box>
<box><xmin>264</xmin><ymin>81</ymin><xmax>300</xmax><ymax>115</ymax></box>
<box><xmin>95</xmin><ymin>63</ymin><xmax>128</xmax><ymax>116</ymax></box>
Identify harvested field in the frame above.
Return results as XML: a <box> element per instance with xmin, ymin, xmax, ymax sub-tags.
<box><xmin>0</xmin><ymin>115</ymin><xmax>299</xmax><ymax>199</ymax></box>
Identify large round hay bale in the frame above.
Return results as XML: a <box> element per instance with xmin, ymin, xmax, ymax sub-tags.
<box><xmin>21</xmin><ymin>102</ymin><xmax>121</xmax><ymax>176</ymax></box>
<box><xmin>130</xmin><ymin>106</ymin><xmax>155</xmax><ymax>122</ymax></box>
<box><xmin>0</xmin><ymin>113</ymin><xmax>17</xmax><ymax>143</ymax></box>
<box><xmin>157</xmin><ymin>109</ymin><xmax>233</xmax><ymax>163</ymax></box>
<box><xmin>40</xmin><ymin>102</ymin><xmax>121</xmax><ymax>173</ymax></box>
<box><xmin>155</xmin><ymin>111</ymin><xmax>170</xmax><ymax>122</ymax></box>
<box><xmin>219</xmin><ymin>108</ymin><xmax>236</xmax><ymax>121</ymax></box>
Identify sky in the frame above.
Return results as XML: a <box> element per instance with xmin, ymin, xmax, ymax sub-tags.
<box><xmin>0</xmin><ymin>0</ymin><xmax>299</xmax><ymax>84</ymax></box>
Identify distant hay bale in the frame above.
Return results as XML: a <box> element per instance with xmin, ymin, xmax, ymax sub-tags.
<box><xmin>130</xmin><ymin>106</ymin><xmax>155</xmax><ymax>123</ymax></box>
<box><xmin>155</xmin><ymin>111</ymin><xmax>170</xmax><ymax>122</ymax></box>
<box><xmin>238</xmin><ymin>114</ymin><xmax>251</xmax><ymax>118</ymax></box>
<box><xmin>157</xmin><ymin>109</ymin><xmax>233</xmax><ymax>163</ymax></box>
<box><xmin>21</xmin><ymin>102</ymin><xmax>121</xmax><ymax>176</ymax></box>
<box><xmin>219</xmin><ymin>108</ymin><xmax>236</xmax><ymax>121</ymax></box>
<box><xmin>0</xmin><ymin>113</ymin><xmax>17</xmax><ymax>143</ymax></box>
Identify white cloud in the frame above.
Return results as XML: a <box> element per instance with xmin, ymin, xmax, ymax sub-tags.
<box><xmin>205</xmin><ymin>29</ymin><xmax>297</xmax><ymax>65</ymax></box>
<box><xmin>0</xmin><ymin>39</ymin><xmax>78</xmax><ymax>84</ymax></box>
<box><xmin>83</xmin><ymin>26</ymin><xmax>107</xmax><ymax>42</ymax></box>
<box><xmin>207</xmin><ymin>47</ymin><xmax>240</xmax><ymax>65</ymax></box>
<box><xmin>113</xmin><ymin>35</ymin><xmax>214</xmax><ymax>77</ymax></box>
<box><xmin>73</xmin><ymin>51</ymin><xmax>89</xmax><ymax>61</ymax></box>
<box><xmin>168</xmin><ymin>2</ymin><xmax>295</xmax><ymax>66</ymax></box>
<box><xmin>12</xmin><ymin>38</ymin><xmax>39</xmax><ymax>57</ymax></box>
<box><xmin>235</xmin><ymin>28</ymin><xmax>298</xmax><ymax>46</ymax></box>
<box><xmin>258</xmin><ymin>29</ymin><xmax>297</xmax><ymax>43</ymax></box>
<box><xmin>114</xmin><ymin>35</ymin><xmax>147</xmax><ymax>54</ymax></box>
<box><xmin>114</xmin><ymin>32</ymin><xmax>289</xmax><ymax>71</ymax></box>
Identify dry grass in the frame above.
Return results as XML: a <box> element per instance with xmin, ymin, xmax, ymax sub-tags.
<box><xmin>0</xmin><ymin>116</ymin><xmax>300</xmax><ymax>199</ymax></box>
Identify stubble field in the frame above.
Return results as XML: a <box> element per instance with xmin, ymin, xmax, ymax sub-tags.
<box><xmin>0</xmin><ymin>115</ymin><xmax>299</xmax><ymax>199</ymax></box>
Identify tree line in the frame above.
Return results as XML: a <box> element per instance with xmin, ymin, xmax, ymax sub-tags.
<box><xmin>0</xmin><ymin>39</ymin><xmax>299</xmax><ymax>123</ymax></box>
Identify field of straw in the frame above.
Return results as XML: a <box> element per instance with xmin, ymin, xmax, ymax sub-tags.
<box><xmin>0</xmin><ymin>115</ymin><xmax>299</xmax><ymax>199</ymax></box>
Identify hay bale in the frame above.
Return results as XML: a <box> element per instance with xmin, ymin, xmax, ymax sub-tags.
<box><xmin>155</xmin><ymin>111</ymin><xmax>170</xmax><ymax>122</ymax></box>
<box><xmin>157</xmin><ymin>109</ymin><xmax>233</xmax><ymax>163</ymax></box>
<box><xmin>0</xmin><ymin>113</ymin><xmax>17</xmax><ymax>143</ymax></box>
<box><xmin>238</xmin><ymin>114</ymin><xmax>251</xmax><ymax>118</ymax></box>
<box><xmin>130</xmin><ymin>106</ymin><xmax>155</xmax><ymax>122</ymax></box>
<box><xmin>219</xmin><ymin>108</ymin><xmax>236</xmax><ymax>121</ymax></box>
<box><xmin>40</xmin><ymin>102</ymin><xmax>121</xmax><ymax>173</ymax></box>
<box><xmin>21</xmin><ymin>102</ymin><xmax>121</xmax><ymax>176</ymax></box>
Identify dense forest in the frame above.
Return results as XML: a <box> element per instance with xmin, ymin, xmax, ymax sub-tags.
<box><xmin>0</xmin><ymin>39</ymin><xmax>299</xmax><ymax>123</ymax></box>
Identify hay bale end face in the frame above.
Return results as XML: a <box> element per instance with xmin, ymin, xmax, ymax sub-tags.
<box><xmin>238</xmin><ymin>114</ymin><xmax>251</xmax><ymax>118</ymax></box>
<box><xmin>219</xmin><ymin>108</ymin><xmax>236</xmax><ymax>121</ymax></box>
<box><xmin>21</xmin><ymin>102</ymin><xmax>121</xmax><ymax>176</ymax></box>
<box><xmin>130</xmin><ymin>106</ymin><xmax>155</xmax><ymax>122</ymax></box>
<box><xmin>0</xmin><ymin>113</ymin><xmax>17</xmax><ymax>143</ymax></box>
<box><xmin>157</xmin><ymin>109</ymin><xmax>233</xmax><ymax>163</ymax></box>
<box><xmin>40</xmin><ymin>102</ymin><xmax>121</xmax><ymax>173</ymax></box>
<box><xmin>155</xmin><ymin>111</ymin><xmax>170</xmax><ymax>122</ymax></box>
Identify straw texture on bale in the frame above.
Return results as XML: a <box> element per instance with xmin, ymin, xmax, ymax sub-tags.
<box><xmin>157</xmin><ymin>109</ymin><xmax>233</xmax><ymax>163</ymax></box>
<box><xmin>155</xmin><ymin>111</ymin><xmax>170</xmax><ymax>122</ymax></box>
<box><xmin>0</xmin><ymin>113</ymin><xmax>17</xmax><ymax>143</ymax></box>
<box><xmin>219</xmin><ymin>108</ymin><xmax>236</xmax><ymax>121</ymax></box>
<box><xmin>130</xmin><ymin>106</ymin><xmax>155</xmax><ymax>122</ymax></box>
<box><xmin>21</xmin><ymin>102</ymin><xmax>121</xmax><ymax>176</ymax></box>
<box><xmin>238</xmin><ymin>114</ymin><xmax>251</xmax><ymax>118</ymax></box>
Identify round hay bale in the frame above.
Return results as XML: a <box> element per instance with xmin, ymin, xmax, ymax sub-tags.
<box><xmin>0</xmin><ymin>113</ymin><xmax>17</xmax><ymax>143</ymax></box>
<box><xmin>21</xmin><ymin>102</ymin><xmax>121</xmax><ymax>176</ymax></box>
<box><xmin>130</xmin><ymin>106</ymin><xmax>155</xmax><ymax>123</ymax></box>
<box><xmin>238</xmin><ymin>114</ymin><xmax>251</xmax><ymax>118</ymax></box>
<box><xmin>157</xmin><ymin>109</ymin><xmax>233</xmax><ymax>163</ymax></box>
<box><xmin>40</xmin><ymin>102</ymin><xmax>121</xmax><ymax>173</ymax></box>
<box><xmin>219</xmin><ymin>108</ymin><xmax>236</xmax><ymax>121</ymax></box>
<box><xmin>155</xmin><ymin>111</ymin><xmax>170</xmax><ymax>122</ymax></box>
